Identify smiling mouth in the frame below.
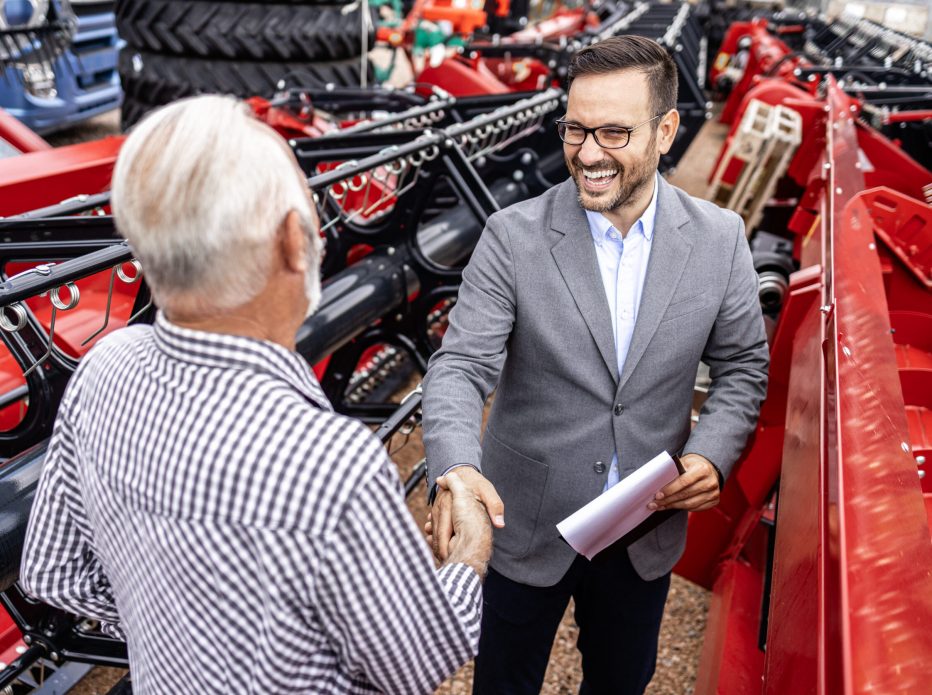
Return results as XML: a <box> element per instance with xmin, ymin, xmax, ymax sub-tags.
<box><xmin>579</xmin><ymin>168</ymin><xmax>619</xmax><ymax>191</ymax></box>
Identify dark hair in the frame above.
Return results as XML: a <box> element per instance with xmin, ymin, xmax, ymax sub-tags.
<box><xmin>567</xmin><ymin>36</ymin><xmax>678</xmax><ymax>117</ymax></box>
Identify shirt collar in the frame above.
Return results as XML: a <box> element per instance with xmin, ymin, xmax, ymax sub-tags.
<box><xmin>585</xmin><ymin>171</ymin><xmax>659</xmax><ymax>243</ymax></box>
<box><xmin>152</xmin><ymin>312</ymin><xmax>332</xmax><ymax>411</ymax></box>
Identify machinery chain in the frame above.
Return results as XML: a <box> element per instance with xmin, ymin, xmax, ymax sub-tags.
<box><xmin>116</xmin><ymin>0</ymin><xmax>375</xmax><ymax>63</ymax></box>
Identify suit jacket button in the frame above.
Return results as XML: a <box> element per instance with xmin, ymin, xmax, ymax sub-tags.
<box><xmin>594</xmin><ymin>461</ymin><xmax>605</xmax><ymax>474</ymax></box>
<box><xmin>614</xmin><ymin>403</ymin><xmax>625</xmax><ymax>416</ymax></box>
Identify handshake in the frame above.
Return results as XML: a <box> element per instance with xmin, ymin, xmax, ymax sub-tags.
<box><xmin>425</xmin><ymin>467</ymin><xmax>503</xmax><ymax>580</ymax></box>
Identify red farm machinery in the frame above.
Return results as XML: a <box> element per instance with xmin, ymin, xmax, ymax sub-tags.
<box><xmin>0</xmin><ymin>1</ymin><xmax>930</xmax><ymax>693</ymax></box>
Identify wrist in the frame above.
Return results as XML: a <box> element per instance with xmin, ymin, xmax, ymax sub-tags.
<box><xmin>429</xmin><ymin>463</ymin><xmax>480</xmax><ymax>505</ymax></box>
<box><xmin>445</xmin><ymin>549</ymin><xmax>488</xmax><ymax>581</ymax></box>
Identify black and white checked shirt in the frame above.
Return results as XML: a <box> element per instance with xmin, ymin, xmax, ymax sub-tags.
<box><xmin>21</xmin><ymin>313</ymin><xmax>482</xmax><ymax>694</ymax></box>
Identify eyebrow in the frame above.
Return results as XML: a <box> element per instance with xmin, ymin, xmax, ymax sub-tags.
<box><xmin>560</xmin><ymin>118</ymin><xmax>638</xmax><ymax>130</ymax></box>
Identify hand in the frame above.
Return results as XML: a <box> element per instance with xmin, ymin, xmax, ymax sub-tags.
<box><xmin>429</xmin><ymin>467</ymin><xmax>504</xmax><ymax>563</ymax></box>
<box><xmin>435</xmin><ymin>471</ymin><xmax>493</xmax><ymax>579</ymax></box>
<box><xmin>648</xmin><ymin>453</ymin><xmax>720</xmax><ymax>512</ymax></box>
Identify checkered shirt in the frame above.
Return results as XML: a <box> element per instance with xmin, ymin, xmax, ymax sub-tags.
<box><xmin>21</xmin><ymin>313</ymin><xmax>482</xmax><ymax>694</ymax></box>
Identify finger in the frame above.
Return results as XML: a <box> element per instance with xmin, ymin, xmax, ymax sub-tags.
<box><xmin>657</xmin><ymin>466</ymin><xmax>704</xmax><ymax>499</ymax></box>
<box><xmin>477</xmin><ymin>481</ymin><xmax>505</xmax><ymax>527</ymax></box>
<box><xmin>658</xmin><ymin>490</ymin><xmax>719</xmax><ymax>512</ymax></box>
<box><xmin>650</xmin><ymin>478</ymin><xmax>702</xmax><ymax>509</ymax></box>
<box><xmin>435</xmin><ymin>493</ymin><xmax>454</xmax><ymax>561</ymax></box>
<box><xmin>660</xmin><ymin>475</ymin><xmax>718</xmax><ymax>506</ymax></box>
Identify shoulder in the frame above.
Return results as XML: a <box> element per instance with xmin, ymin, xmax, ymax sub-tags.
<box><xmin>85</xmin><ymin>324</ymin><xmax>153</xmax><ymax>363</ymax></box>
<box><xmin>61</xmin><ymin>325</ymin><xmax>153</xmax><ymax>402</ymax></box>
<box><xmin>485</xmin><ymin>180</ymin><xmax>566</xmax><ymax>234</ymax></box>
<box><xmin>664</xmin><ymin>179</ymin><xmax>743</xmax><ymax>243</ymax></box>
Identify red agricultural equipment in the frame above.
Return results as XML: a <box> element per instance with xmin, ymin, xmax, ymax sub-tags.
<box><xmin>673</xmin><ymin>15</ymin><xmax>932</xmax><ymax>695</ymax></box>
<box><xmin>0</xmin><ymin>3</ymin><xmax>929</xmax><ymax>692</ymax></box>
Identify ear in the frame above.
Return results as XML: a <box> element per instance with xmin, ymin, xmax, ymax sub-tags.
<box><xmin>656</xmin><ymin>109</ymin><xmax>680</xmax><ymax>156</ymax></box>
<box><xmin>280</xmin><ymin>210</ymin><xmax>308</xmax><ymax>274</ymax></box>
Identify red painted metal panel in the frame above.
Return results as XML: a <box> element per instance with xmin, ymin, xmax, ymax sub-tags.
<box><xmin>418</xmin><ymin>56</ymin><xmax>511</xmax><ymax>97</ymax></box>
<box><xmin>762</xmin><ymin>299</ymin><xmax>823</xmax><ymax>695</ymax></box>
<box><xmin>675</xmin><ymin>266</ymin><xmax>821</xmax><ymax>589</ymax></box>
<box><xmin>693</xmin><ymin>558</ymin><xmax>767</xmax><ymax>695</ymax></box>
<box><xmin>0</xmin><ymin>109</ymin><xmax>50</xmax><ymax>155</ymax></box>
<box><xmin>0</xmin><ymin>137</ymin><xmax>123</xmax><ymax>216</ymax></box>
<box><xmin>830</xmin><ymin>200</ymin><xmax>932</xmax><ymax>694</ymax></box>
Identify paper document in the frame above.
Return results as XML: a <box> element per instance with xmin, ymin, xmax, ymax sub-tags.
<box><xmin>557</xmin><ymin>451</ymin><xmax>683</xmax><ymax>560</ymax></box>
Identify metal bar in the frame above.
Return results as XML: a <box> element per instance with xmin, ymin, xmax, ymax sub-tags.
<box><xmin>0</xmin><ymin>643</ymin><xmax>45</xmax><ymax>689</ymax></box>
<box><xmin>375</xmin><ymin>390</ymin><xmax>422</xmax><ymax>444</ymax></box>
<box><xmin>5</xmin><ymin>193</ymin><xmax>111</xmax><ymax>220</ymax></box>
<box><xmin>0</xmin><ymin>244</ymin><xmax>133</xmax><ymax>307</ymax></box>
<box><xmin>325</xmin><ymin>99</ymin><xmax>455</xmax><ymax>137</ymax></box>
<box><xmin>404</xmin><ymin>460</ymin><xmax>427</xmax><ymax>498</ymax></box>
<box><xmin>0</xmin><ymin>384</ymin><xmax>28</xmax><ymax>410</ymax></box>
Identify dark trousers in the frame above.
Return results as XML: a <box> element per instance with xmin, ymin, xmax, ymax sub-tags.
<box><xmin>472</xmin><ymin>543</ymin><xmax>671</xmax><ymax>695</ymax></box>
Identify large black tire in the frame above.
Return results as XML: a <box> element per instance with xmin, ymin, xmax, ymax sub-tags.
<box><xmin>119</xmin><ymin>49</ymin><xmax>371</xmax><ymax>129</ymax></box>
<box><xmin>116</xmin><ymin>0</ymin><xmax>375</xmax><ymax>62</ymax></box>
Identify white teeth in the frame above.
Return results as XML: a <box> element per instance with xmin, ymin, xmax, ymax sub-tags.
<box><xmin>583</xmin><ymin>170</ymin><xmax>618</xmax><ymax>179</ymax></box>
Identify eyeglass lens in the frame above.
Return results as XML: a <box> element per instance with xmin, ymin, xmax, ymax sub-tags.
<box><xmin>557</xmin><ymin>123</ymin><xmax>630</xmax><ymax>149</ymax></box>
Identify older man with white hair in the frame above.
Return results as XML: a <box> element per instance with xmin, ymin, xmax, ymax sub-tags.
<box><xmin>20</xmin><ymin>95</ymin><xmax>492</xmax><ymax>694</ymax></box>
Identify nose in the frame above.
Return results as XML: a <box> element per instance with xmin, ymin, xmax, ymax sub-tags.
<box><xmin>576</xmin><ymin>133</ymin><xmax>605</xmax><ymax>165</ymax></box>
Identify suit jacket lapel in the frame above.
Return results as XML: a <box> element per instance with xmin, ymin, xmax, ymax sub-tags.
<box><xmin>617</xmin><ymin>176</ymin><xmax>693</xmax><ymax>393</ymax></box>
<box><xmin>549</xmin><ymin>179</ymin><xmax>618</xmax><ymax>383</ymax></box>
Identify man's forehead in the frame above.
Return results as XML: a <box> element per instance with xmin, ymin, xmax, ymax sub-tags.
<box><xmin>566</xmin><ymin>71</ymin><xmax>652</xmax><ymax>124</ymax></box>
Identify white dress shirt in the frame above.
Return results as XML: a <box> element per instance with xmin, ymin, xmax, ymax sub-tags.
<box><xmin>585</xmin><ymin>174</ymin><xmax>659</xmax><ymax>490</ymax></box>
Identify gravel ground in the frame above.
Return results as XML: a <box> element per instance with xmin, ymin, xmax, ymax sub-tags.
<box><xmin>43</xmin><ymin>110</ymin><xmax>121</xmax><ymax>148</ymax></box>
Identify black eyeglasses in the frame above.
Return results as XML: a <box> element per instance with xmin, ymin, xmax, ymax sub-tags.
<box><xmin>555</xmin><ymin>114</ymin><xmax>665</xmax><ymax>149</ymax></box>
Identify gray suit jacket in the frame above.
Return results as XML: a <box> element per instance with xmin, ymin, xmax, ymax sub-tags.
<box><xmin>422</xmin><ymin>175</ymin><xmax>769</xmax><ymax>585</ymax></box>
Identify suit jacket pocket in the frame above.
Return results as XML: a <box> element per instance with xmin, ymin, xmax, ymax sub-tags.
<box><xmin>481</xmin><ymin>428</ymin><xmax>551</xmax><ymax>560</ymax></box>
<box><xmin>661</xmin><ymin>292</ymin><xmax>709</xmax><ymax>322</ymax></box>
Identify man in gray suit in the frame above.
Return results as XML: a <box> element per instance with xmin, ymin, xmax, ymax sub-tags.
<box><xmin>423</xmin><ymin>36</ymin><xmax>769</xmax><ymax>694</ymax></box>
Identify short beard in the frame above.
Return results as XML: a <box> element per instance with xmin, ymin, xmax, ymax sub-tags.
<box><xmin>566</xmin><ymin>133</ymin><xmax>658</xmax><ymax>214</ymax></box>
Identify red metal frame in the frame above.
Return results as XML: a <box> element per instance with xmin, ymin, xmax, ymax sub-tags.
<box><xmin>0</xmin><ymin>109</ymin><xmax>51</xmax><ymax>155</ymax></box>
<box><xmin>684</xmin><ymin>74</ymin><xmax>932</xmax><ymax>694</ymax></box>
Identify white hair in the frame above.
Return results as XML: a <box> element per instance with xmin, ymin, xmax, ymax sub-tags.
<box><xmin>111</xmin><ymin>95</ymin><xmax>321</xmax><ymax>315</ymax></box>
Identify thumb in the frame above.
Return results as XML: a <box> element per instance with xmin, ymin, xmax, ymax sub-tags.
<box><xmin>477</xmin><ymin>482</ymin><xmax>505</xmax><ymax>528</ymax></box>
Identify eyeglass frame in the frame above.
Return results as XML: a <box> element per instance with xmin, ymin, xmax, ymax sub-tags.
<box><xmin>555</xmin><ymin>113</ymin><xmax>666</xmax><ymax>150</ymax></box>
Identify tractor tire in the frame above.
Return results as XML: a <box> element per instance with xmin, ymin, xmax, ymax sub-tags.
<box><xmin>116</xmin><ymin>0</ymin><xmax>375</xmax><ymax>63</ymax></box>
<box><xmin>118</xmin><ymin>49</ymin><xmax>371</xmax><ymax>129</ymax></box>
<box><xmin>121</xmin><ymin>93</ymin><xmax>157</xmax><ymax>130</ymax></box>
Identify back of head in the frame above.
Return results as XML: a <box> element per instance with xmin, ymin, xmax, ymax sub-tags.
<box><xmin>568</xmin><ymin>35</ymin><xmax>678</xmax><ymax>117</ymax></box>
<box><xmin>111</xmin><ymin>95</ymin><xmax>316</xmax><ymax>316</ymax></box>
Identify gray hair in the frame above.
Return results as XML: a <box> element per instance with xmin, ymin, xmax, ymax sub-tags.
<box><xmin>111</xmin><ymin>95</ymin><xmax>317</xmax><ymax>314</ymax></box>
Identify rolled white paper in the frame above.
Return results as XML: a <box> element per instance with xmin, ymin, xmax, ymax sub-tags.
<box><xmin>557</xmin><ymin>451</ymin><xmax>682</xmax><ymax>560</ymax></box>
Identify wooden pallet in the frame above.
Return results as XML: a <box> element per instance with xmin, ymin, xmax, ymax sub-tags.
<box><xmin>707</xmin><ymin>98</ymin><xmax>802</xmax><ymax>234</ymax></box>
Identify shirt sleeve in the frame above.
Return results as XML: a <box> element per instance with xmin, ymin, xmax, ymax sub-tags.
<box><xmin>311</xmin><ymin>446</ymin><xmax>482</xmax><ymax>694</ymax></box>
<box><xmin>20</xmin><ymin>388</ymin><xmax>125</xmax><ymax>640</ymax></box>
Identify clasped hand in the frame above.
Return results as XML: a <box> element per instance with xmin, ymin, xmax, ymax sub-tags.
<box><xmin>425</xmin><ymin>467</ymin><xmax>502</xmax><ymax>572</ymax></box>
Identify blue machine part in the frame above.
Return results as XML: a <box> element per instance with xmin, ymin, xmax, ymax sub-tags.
<box><xmin>0</xmin><ymin>1</ymin><xmax>123</xmax><ymax>134</ymax></box>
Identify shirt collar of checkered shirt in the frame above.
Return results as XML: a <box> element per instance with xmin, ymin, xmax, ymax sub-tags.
<box><xmin>152</xmin><ymin>311</ymin><xmax>332</xmax><ymax>411</ymax></box>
